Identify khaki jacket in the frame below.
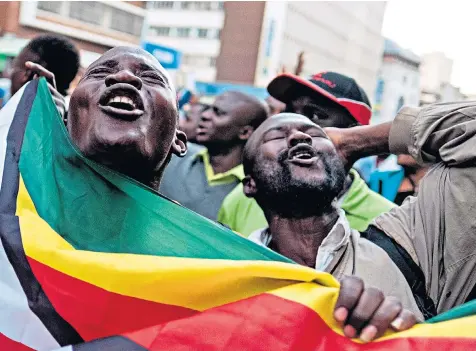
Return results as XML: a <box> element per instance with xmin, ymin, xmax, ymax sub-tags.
<box><xmin>249</xmin><ymin>210</ymin><xmax>424</xmax><ymax>320</ymax></box>
<box><xmin>374</xmin><ymin>102</ymin><xmax>476</xmax><ymax>314</ymax></box>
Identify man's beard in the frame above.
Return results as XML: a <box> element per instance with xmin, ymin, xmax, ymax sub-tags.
<box><xmin>254</xmin><ymin>151</ymin><xmax>346</xmax><ymax>218</ymax></box>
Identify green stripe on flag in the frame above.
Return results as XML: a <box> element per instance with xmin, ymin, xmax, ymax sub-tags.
<box><xmin>19</xmin><ymin>78</ymin><xmax>292</xmax><ymax>262</ymax></box>
<box><xmin>427</xmin><ymin>300</ymin><xmax>476</xmax><ymax>323</ymax></box>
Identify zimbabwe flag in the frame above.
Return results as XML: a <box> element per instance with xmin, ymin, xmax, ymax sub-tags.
<box><xmin>0</xmin><ymin>78</ymin><xmax>475</xmax><ymax>350</ymax></box>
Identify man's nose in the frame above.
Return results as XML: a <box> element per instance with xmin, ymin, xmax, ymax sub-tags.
<box><xmin>288</xmin><ymin>130</ymin><xmax>313</xmax><ymax>147</ymax></box>
<box><xmin>200</xmin><ymin>107</ymin><xmax>212</xmax><ymax>121</ymax></box>
<box><xmin>105</xmin><ymin>70</ymin><xmax>142</xmax><ymax>90</ymax></box>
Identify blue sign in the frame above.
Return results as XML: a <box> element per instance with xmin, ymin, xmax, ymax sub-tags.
<box><xmin>142</xmin><ymin>42</ymin><xmax>182</xmax><ymax>70</ymax></box>
<box><xmin>195</xmin><ymin>82</ymin><xmax>268</xmax><ymax>100</ymax></box>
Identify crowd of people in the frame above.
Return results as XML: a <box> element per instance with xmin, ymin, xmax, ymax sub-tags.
<box><xmin>6</xmin><ymin>33</ymin><xmax>476</xmax><ymax>344</ymax></box>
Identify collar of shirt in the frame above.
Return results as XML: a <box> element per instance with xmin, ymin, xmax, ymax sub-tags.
<box><xmin>248</xmin><ymin>209</ymin><xmax>351</xmax><ymax>271</ymax></box>
<box><xmin>195</xmin><ymin>149</ymin><xmax>245</xmax><ymax>186</ymax></box>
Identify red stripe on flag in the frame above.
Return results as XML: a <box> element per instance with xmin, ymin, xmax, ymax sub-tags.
<box><xmin>27</xmin><ymin>258</ymin><xmax>198</xmax><ymax>342</ymax></box>
<box><xmin>125</xmin><ymin>294</ymin><xmax>476</xmax><ymax>351</ymax></box>
<box><xmin>0</xmin><ymin>333</ymin><xmax>34</xmax><ymax>351</ymax></box>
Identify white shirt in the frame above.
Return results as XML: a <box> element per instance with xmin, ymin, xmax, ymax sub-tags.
<box><xmin>248</xmin><ymin>209</ymin><xmax>351</xmax><ymax>271</ymax></box>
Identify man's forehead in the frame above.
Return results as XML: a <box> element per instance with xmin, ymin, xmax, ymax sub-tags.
<box><xmin>260</xmin><ymin>114</ymin><xmax>322</xmax><ymax>134</ymax></box>
<box><xmin>88</xmin><ymin>48</ymin><xmax>163</xmax><ymax>72</ymax></box>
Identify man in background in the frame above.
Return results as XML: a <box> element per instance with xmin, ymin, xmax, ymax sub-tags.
<box><xmin>160</xmin><ymin>91</ymin><xmax>268</xmax><ymax>220</ymax></box>
<box><xmin>179</xmin><ymin>101</ymin><xmax>209</xmax><ymax>144</ymax></box>
<box><xmin>10</xmin><ymin>34</ymin><xmax>80</xmax><ymax>97</ymax></box>
<box><xmin>218</xmin><ymin>72</ymin><xmax>395</xmax><ymax>236</ymax></box>
<box><xmin>9</xmin><ymin>34</ymin><xmax>80</xmax><ymax>116</ymax></box>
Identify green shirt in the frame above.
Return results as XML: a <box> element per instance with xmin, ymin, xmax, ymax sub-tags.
<box><xmin>217</xmin><ymin>169</ymin><xmax>396</xmax><ymax>236</ymax></box>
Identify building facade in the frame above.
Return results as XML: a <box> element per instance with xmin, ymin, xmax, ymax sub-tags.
<box><xmin>419</xmin><ymin>52</ymin><xmax>465</xmax><ymax>105</ymax></box>
<box><xmin>218</xmin><ymin>1</ymin><xmax>387</xmax><ymax>100</ymax></box>
<box><xmin>146</xmin><ymin>1</ymin><xmax>387</xmax><ymax>100</ymax></box>
<box><xmin>372</xmin><ymin>39</ymin><xmax>420</xmax><ymax>123</ymax></box>
<box><xmin>146</xmin><ymin>1</ymin><xmax>224</xmax><ymax>83</ymax></box>
<box><xmin>0</xmin><ymin>1</ymin><xmax>146</xmax><ymax>71</ymax></box>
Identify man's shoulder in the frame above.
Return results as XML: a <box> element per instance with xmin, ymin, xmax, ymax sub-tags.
<box><xmin>186</xmin><ymin>142</ymin><xmax>205</xmax><ymax>156</ymax></box>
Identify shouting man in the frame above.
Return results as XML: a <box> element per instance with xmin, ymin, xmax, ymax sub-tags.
<box><xmin>218</xmin><ymin>72</ymin><xmax>395</xmax><ymax>236</ymax></box>
<box><xmin>242</xmin><ymin>113</ymin><xmax>423</xmax><ymax>331</ymax></box>
<box><xmin>26</xmin><ymin>47</ymin><xmax>417</xmax><ymax>343</ymax></box>
<box><xmin>160</xmin><ymin>91</ymin><xmax>268</xmax><ymax>220</ymax></box>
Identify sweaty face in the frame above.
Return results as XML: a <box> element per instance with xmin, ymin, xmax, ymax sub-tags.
<box><xmin>68</xmin><ymin>48</ymin><xmax>180</xmax><ymax>182</ymax></box>
<box><xmin>250</xmin><ymin>115</ymin><xmax>346</xmax><ymax>215</ymax></box>
<box><xmin>196</xmin><ymin>93</ymin><xmax>248</xmax><ymax>146</ymax></box>
<box><xmin>288</xmin><ymin>96</ymin><xmax>357</xmax><ymax>128</ymax></box>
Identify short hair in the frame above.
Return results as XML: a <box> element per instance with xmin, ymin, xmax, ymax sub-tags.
<box><xmin>25</xmin><ymin>34</ymin><xmax>80</xmax><ymax>95</ymax></box>
<box><xmin>225</xmin><ymin>90</ymin><xmax>269</xmax><ymax>129</ymax></box>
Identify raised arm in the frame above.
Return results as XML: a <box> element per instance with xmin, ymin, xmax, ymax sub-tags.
<box><xmin>326</xmin><ymin>101</ymin><xmax>476</xmax><ymax>170</ymax></box>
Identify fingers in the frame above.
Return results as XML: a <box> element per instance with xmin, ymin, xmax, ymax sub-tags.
<box><xmin>47</xmin><ymin>82</ymin><xmax>66</xmax><ymax>118</ymax></box>
<box><xmin>334</xmin><ymin>276</ymin><xmax>417</xmax><ymax>343</ymax></box>
<box><xmin>345</xmin><ymin>287</ymin><xmax>384</xmax><ymax>338</ymax></box>
<box><xmin>334</xmin><ymin>276</ymin><xmax>364</xmax><ymax>325</ymax></box>
<box><xmin>360</xmin><ymin>296</ymin><xmax>402</xmax><ymax>341</ymax></box>
<box><xmin>25</xmin><ymin>61</ymin><xmax>57</xmax><ymax>89</ymax></box>
<box><xmin>391</xmin><ymin>309</ymin><xmax>417</xmax><ymax>332</ymax></box>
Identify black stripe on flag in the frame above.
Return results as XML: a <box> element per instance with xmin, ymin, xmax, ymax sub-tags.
<box><xmin>73</xmin><ymin>336</ymin><xmax>148</xmax><ymax>351</ymax></box>
<box><xmin>0</xmin><ymin>80</ymin><xmax>83</xmax><ymax>345</ymax></box>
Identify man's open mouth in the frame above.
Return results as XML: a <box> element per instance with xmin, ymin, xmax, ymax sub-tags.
<box><xmin>98</xmin><ymin>84</ymin><xmax>145</xmax><ymax>120</ymax></box>
<box><xmin>287</xmin><ymin>144</ymin><xmax>319</xmax><ymax>165</ymax></box>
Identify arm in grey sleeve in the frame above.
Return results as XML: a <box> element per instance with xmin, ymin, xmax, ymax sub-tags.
<box><xmin>389</xmin><ymin>102</ymin><xmax>476</xmax><ymax>166</ymax></box>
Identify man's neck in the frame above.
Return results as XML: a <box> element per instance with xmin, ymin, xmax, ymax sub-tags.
<box><xmin>266</xmin><ymin>209</ymin><xmax>340</xmax><ymax>269</ymax></box>
<box><xmin>207</xmin><ymin>144</ymin><xmax>244</xmax><ymax>174</ymax></box>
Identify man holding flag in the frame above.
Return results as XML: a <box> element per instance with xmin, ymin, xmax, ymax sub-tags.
<box><xmin>0</xmin><ymin>46</ymin><xmax>474</xmax><ymax>350</ymax></box>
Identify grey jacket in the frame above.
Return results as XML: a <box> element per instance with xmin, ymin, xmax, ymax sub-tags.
<box><xmin>374</xmin><ymin>102</ymin><xmax>476</xmax><ymax>314</ymax></box>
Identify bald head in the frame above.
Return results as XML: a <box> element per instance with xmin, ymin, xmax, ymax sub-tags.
<box><xmin>241</xmin><ymin>112</ymin><xmax>345</xmax><ymax>216</ymax></box>
<box><xmin>244</xmin><ymin>113</ymin><xmax>322</xmax><ymax>174</ymax></box>
<box><xmin>196</xmin><ymin>90</ymin><xmax>269</xmax><ymax>148</ymax></box>
<box><xmin>67</xmin><ymin>45</ymin><xmax>186</xmax><ymax>188</ymax></box>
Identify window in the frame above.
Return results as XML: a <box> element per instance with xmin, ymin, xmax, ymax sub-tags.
<box><xmin>215</xmin><ymin>29</ymin><xmax>221</xmax><ymax>39</ymax></box>
<box><xmin>217</xmin><ymin>2</ymin><xmax>225</xmax><ymax>10</ymax></box>
<box><xmin>69</xmin><ymin>2</ymin><xmax>104</xmax><ymax>26</ymax></box>
<box><xmin>109</xmin><ymin>8</ymin><xmax>143</xmax><ymax>36</ymax></box>
<box><xmin>402</xmin><ymin>75</ymin><xmax>407</xmax><ymax>84</ymax></box>
<box><xmin>181</xmin><ymin>2</ymin><xmax>192</xmax><ymax>9</ymax></box>
<box><xmin>37</xmin><ymin>1</ymin><xmax>63</xmax><ymax>14</ymax></box>
<box><xmin>153</xmin><ymin>1</ymin><xmax>174</xmax><ymax>9</ymax></box>
<box><xmin>177</xmin><ymin>27</ymin><xmax>191</xmax><ymax>38</ymax></box>
<box><xmin>195</xmin><ymin>2</ymin><xmax>212</xmax><ymax>10</ymax></box>
<box><xmin>209</xmin><ymin>57</ymin><xmax>217</xmax><ymax>67</ymax></box>
<box><xmin>150</xmin><ymin>26</ymin><xmax>170</xmax><ymax>36</ymax></box>
<box><xmin>197</xmin><ymin>28</ymin><xmax>208</xmax><ymax>38</ymax></box>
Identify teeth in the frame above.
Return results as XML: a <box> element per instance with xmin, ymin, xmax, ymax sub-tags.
<box><xmin>107</xmin><ymin>95</ymin><xmax>136</xmax><ymax>108</ymax></box>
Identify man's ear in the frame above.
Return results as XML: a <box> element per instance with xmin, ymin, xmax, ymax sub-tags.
<box><xmin>171</xmin><ymin>129</ymin><xmax>188</xmax><ymax>157</ymax></box>
<box><xmin>242</xmin><ymin>175</ymin><xmax>258</xmax><ymax>198</ymax></box>
<box><xmin>238</xmin><ymin>126</ymin><xmax>254</xmax><ymax>141</ymax></box>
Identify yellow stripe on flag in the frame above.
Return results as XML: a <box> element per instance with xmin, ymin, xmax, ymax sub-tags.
<box><xmin>18</xmin><ymin>176</ymin><xmax>337</xmax><ymax>311</ymax></box>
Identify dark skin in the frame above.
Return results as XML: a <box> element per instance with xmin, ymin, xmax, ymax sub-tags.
<box><xmin>60</xmin><ymin>46</ymin><xmax>187</xmax><ymax>188</ymax></box>
<box><xmin>179</xmin><ymin>103</ymin><xmax>208</xmax><ymax>144</ymax></box>
<box><xmin>286</xmin><ymin>94</ymin><xmax>360</xmax><ymax>195</ymax></box>
<box><xmin>288</xmin><ymin>95</ymin><xmax>358</xmax><ymax>129</ymax></box>
<box><xmin>10</xmin><ymin>49</ymin><xmax>40</xmax><ymax>97</ymax></box>
<box><xmin>244</xmin><ymin>114</ymin><xmax>415</xmax><ymax>341</ymax></box>
<box><xmin>26</xmin><ymin>66</ymin><xmax>412</xmax><ymax>343</ymax></box>
<box><xmin>244</xmin><ymin>115</ymin><xmax>345</xmax><ymax>268</ymax></box>
<box><xmin>197</xmin><ymin>91</ymin><xmax>266</xmax><ymax>174</ymax></box>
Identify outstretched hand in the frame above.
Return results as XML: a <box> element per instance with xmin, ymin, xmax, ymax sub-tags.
<box><xmin>25</xmin><ymin>61</ymin><xmax>66</xmax><ymax>119</ymax></box>
<box><xmin>334</xmin><ymin>276</ymin><xmax>417</xmax><ymax>342</ymax></box>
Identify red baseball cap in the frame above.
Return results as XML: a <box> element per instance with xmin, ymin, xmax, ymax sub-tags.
<box><xmin>267</xmin><ymin>72</ymin><xmax>372</xmax><ymax>125</ymax></box>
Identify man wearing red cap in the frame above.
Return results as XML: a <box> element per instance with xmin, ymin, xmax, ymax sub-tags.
<box><xmin>218</xmin><ymin>72</ymin><xmax>394</xmax><ymax>236</ymax></box>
